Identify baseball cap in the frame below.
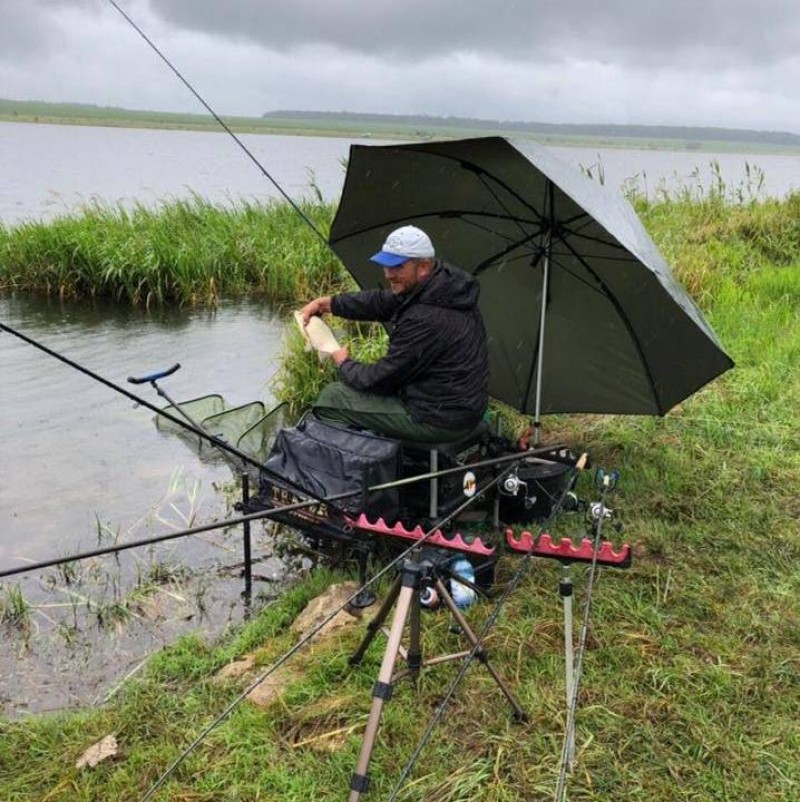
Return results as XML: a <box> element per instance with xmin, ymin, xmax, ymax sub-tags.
<box><xmin>370</xmin><ymin>225</ymin><xmax>435</xmax><ymax>267</ymax></box>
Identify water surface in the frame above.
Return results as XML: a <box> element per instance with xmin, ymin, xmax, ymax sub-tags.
<box><xmin>0</xmin><ymin>294</ymin><xmax>301</xmax><ymax>717</ymax></box>
<box><xmin>1</xmin><ymin>294</ymin><xmax>285</xmax><ymax>565</ymax></box>
<box><xmin>2</xmin><ymin>122</ymin><xmax>799</xmax><ymax>227</ymax></box>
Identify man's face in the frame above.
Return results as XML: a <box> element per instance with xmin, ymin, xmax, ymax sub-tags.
<box><xmin>384</xmin><ymin>259</ymin><xmax>426</xmax><ymax>294</ymax></box>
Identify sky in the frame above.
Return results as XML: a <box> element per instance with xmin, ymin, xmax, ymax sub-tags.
<box><xmin>2</xmin><ymin>0</ymin><xmax>800</xmax><ymax>134</ymax></box>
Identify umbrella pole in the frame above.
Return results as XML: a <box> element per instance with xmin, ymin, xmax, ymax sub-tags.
<box><xmin>532</xmin><ymin>229</ymin><xmax>552</xmax><ymax>445</ymax></box>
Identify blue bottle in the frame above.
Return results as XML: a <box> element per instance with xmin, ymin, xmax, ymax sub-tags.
<box><xmin>448</xmin><ymin>557</ymin><xmax>477</xmax><ymax>609</ymax></box>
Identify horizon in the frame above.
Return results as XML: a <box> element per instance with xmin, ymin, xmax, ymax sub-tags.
<box><xmin>3</xmin><ymin>96</ymin><xmax>799</xmax><ymax>141</ymax></box>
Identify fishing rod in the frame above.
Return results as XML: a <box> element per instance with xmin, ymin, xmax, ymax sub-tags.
<box><xmin>0</xmin><ymin>321</ymin><xmax>263</xmax><ymax>470</ymax></box>
<box><xmin>138</xmin><ymin>464</ymin><xmax>516</xmax><ymax>802</ymax></box>
<box><xmin>104</xmin><ymin>0</ymin><xmax>328</xmax><ymax>246</ymax></box>
<box><xmin>554</xmin><ymin>468</ymin><xmax>619</xmax><ymax>802</ymax></box>
<box><xmin>0</xmin><ymin>438</ymin><xmax>562</xmax><ymax>581</ymax></box>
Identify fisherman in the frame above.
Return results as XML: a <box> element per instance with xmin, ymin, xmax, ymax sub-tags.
<box><xmin>300</xmin><ymin>225</ymin><xmax>489</xmax><ymax>442</ymax></box>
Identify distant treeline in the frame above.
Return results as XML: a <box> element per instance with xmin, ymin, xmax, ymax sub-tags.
<box><xmin>263</xmin><ymin>109</ymin><xmax>800</xmax><ymax>148</ymax></box>
<box><xmin>3</xmin><ymin>97</ymin><xmax>799</xmax><ymax>149</ymax></box>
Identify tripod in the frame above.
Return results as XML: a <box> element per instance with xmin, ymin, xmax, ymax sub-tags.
<box><xmin>346</xmin><ymin>551</ymin><xmax>526</xmax><ymax>801</ymax></box>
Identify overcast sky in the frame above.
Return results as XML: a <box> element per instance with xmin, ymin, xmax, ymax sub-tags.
<box><xmin>3</xmin><ymin>0</ymin><xmax>800</xmax><ymax>133</ymax></box>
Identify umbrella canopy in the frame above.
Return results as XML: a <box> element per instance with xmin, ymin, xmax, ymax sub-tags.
<box><xmin>328</xmin><ymin>136</ymin><xmax>733</xmax><ymax>417</ymax></box>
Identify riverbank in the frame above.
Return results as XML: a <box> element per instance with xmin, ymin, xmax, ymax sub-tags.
<box><xmin>1</xmin><ymin>193</ymin><xmax>799</xmax><ymax>800</ymax></box>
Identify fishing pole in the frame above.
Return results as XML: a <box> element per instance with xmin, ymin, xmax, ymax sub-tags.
<box><xmin>0</xmin><ymin>320</ymin><xmax>263</xmax><ymax>470</ymax></box>
<box><xmin>0</xmin><ymin>438</ymin><xmax>560</xmax><ymax>581</ymax></box>
<box><xmin>138</xmin><ymin>465</ymin><xmax>516</xmax><ymax>802</ymax></box>
<box><xmin>104</xmin><ymin>0</ymin><xmax>328</xmax><ymax>246</ymax></box>
<box><xmin>554</xmin><ymin>468</ymin><xmax>619</xmax><ymax>802</ymax></box>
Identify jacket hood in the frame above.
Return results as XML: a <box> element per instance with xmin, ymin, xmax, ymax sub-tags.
<box><xmin>409</xmin><ymin>261</ymin><xmax>480</xmax><ymax>311</ymax></box>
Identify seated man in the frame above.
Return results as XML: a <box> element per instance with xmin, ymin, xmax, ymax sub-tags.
<box><xmin>300</xmin><ymin>225</ymin><xmax>489</xmax><ymax>442</ymax></box>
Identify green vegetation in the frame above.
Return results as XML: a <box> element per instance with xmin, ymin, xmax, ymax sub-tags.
<box><xmin>0</xmin><ymin>98</ymin><xmax>333</xmax><ymax>138</ymax></box>
<box><xmin>0</xmin><ymin>196</ymin><xmax>347</xmax><ymax>307</ymax></box>
<box><xmin>0</xmin><ymin>187</ymin><xmax>798</xmax><ymax>800</ymax></box>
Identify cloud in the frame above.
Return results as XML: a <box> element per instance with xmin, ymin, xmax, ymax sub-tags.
<box><xmin>147</xmin><ymin>0</ymin><xmax>800</xmax><ymax>67</ymax></box>
<box><xmin>1</xmin><ymin>0</ymin><xmax>800</xmax><ymax>133</ymax></box>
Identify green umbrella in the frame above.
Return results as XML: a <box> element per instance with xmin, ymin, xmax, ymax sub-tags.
<box><xmin>329</xmin><ymin>136</ymin><xmax>733</xmax><ymax>426</ymax></box>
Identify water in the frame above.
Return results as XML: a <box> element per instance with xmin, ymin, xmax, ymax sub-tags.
<box><xmin>0</xmin><ymin>122</ymin><xmax>363</xmax><ymax>226</ymax></box>
<box><xmin>0</xmin><ymin>294</ymin><xmax>309</xmax><ymax>716</ymax></box>
<box><xmin>1</xmin><ymin>122</ymin><xmax>800</xmax><ymax>227</ymax></box>
<box><xmin>1</xmin><ymin>294</ymin><xmax>284</xmax><ymax>563</ymax></box>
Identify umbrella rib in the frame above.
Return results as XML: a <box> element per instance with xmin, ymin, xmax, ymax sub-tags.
<box><xmin>426</xmin><ymin>150</ymin><xmax>548</xmax><ymax>221</ymax></box>
<box><xmin>332</xmin><ymin>210</ymin><xmax>548</xmax><ymax>276</ymax></box>
<box><xmin>473</xmin><ymin>228</ymin><xmax>545</xmax><ymax>276</ymax></box>
<box><xmin>471</xmin><ymin>172</ymin><xmax>553</xmax><ymax>277</ymax></box>
<box><xmin>332</xmin><ymin>209</ymin><xmax>542</xmax><ymax>241</ymax></box>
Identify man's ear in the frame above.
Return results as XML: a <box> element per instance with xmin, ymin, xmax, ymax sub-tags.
<box><xmin>418</xmin><ymin>258</ymin><xmax>435</xmax><ymax>278</ymax></box>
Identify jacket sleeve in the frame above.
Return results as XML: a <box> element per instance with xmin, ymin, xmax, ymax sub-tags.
<box><xmin>331</xmin><ymin>289</ymin><xmax>401</xmax><ymax>321</ymax></box>
<box><xmin>337</xmin><ymin>310</ymin><xmax>443</xmax><ymax>394</ymax></box>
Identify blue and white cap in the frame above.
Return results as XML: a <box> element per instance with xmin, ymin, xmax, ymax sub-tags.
<box><xmin>370</xmin><ymin>225</ymin><xmax>435</xmax><ymax>267</ymax></box>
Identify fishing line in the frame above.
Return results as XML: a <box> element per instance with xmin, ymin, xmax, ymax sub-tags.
<box><xmin>388</xmin><ymin>464</ymin><xmax>583</xmax><ymax>801</ymax></box>
<box><xmin>138</xmin><ymin>467</ymin><xmax>514</xmax><ymax>802</ymax></box>
<box><xmin>104</xmin><ymin>0</ymin><xmax>328</xmax><ymax>246</ymax></box>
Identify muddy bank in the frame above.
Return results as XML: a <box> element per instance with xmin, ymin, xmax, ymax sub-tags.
<box><xmin>0</xmin><ymin>522</ymin><xmax>312</xmax><ymax>718</ymax></box>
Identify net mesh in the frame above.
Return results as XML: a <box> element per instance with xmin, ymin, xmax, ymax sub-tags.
<box><xmin>237</xmin><ymin>403</ymin><xmax>288</xmax><ymax>464</ymax></box>
<box><xmin>154</xmin><ymin>396</ymin><xmax>288</xmax><ymax>474</ymax></box>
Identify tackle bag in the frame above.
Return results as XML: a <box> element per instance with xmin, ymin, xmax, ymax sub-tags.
<box><xmin>262</xmin><ymin>415</ymin><xmax>402</xmax><ymax>519</ymax></box>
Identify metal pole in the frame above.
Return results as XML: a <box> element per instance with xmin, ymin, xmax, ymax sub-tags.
<box><xmin>533</xmin><ymin>226</ymin><xmax>552</xmax><ymax>446</ymax></box>
<box><xmin>241</xmin><ymin>473</ymin><xmax>252</xmax><ymax>599</ymax></box>
<box><xmin>429</xmin><ymin>448</ymin><xmax>439</xmax><ymax>519</ymax></box>
<box><xmin>559</xmin><ymin>567</ymin><xmax>576</xmax><ymax>766</ymax></box>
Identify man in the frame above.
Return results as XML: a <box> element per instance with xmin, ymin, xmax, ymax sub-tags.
<box><xmin>300</xmin><ymin>225</ymin><xmax>489</xmax><ymax>442</ymax></box>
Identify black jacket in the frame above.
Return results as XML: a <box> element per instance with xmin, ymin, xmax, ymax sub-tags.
<box><xmin>331</xmin><ymin>261</ymin><xmax>489</xmax><ymax>429</ymax></box>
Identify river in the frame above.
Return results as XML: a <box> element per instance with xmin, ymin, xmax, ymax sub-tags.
<box><xmin>2</xmin><ymin>122</ymin><xmax>800</xmax><ymax>228</ymax></box>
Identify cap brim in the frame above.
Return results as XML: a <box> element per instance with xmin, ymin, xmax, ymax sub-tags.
<box><xmin>370</xmin><ymin>251</ymin><xmax>408</xmax><ymax>267</ymax></box>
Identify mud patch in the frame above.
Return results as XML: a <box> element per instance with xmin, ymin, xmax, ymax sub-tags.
<box><xmin>0</xmin><ymin>520</ymin><xmax>311</xmax><ymax>718</ymax></box>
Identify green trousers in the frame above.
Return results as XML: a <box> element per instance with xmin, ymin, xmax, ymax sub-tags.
<box><xmin>313</xmin><ymin>382</ymin><xmax>475</xmax><ymax>443</ymax></box>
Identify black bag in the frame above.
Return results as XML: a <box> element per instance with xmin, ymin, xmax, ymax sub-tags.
<box><xmin>263</xmin><ymin>415</ymin><xmax>402</xmax><ymax>519</ymax></box>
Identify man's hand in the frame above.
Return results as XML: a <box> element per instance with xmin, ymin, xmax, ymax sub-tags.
<box><xmin>332</xmin><ymin>345</ymin><xmax>349</xmax><ymax>366</ymax></box>
<box><xmin>300</xmin><ymin>296</ymin><xmax>332</xmax><ymax>325</ymax></box>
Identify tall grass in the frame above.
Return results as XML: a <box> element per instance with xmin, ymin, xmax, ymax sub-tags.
<box><xmin>0</xmin><ymin>196</ymin><xmax>346</xmax><ymax>306</ymax></box>
<box><xmin>0</xmin><ymin>190</ymin><xmax>798</xmax><ymax>801</ymax></box>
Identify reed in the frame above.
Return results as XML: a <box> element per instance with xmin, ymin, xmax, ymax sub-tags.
<box><xmin>0</xmin><ymin>196</ymin><xmax>347</xmax><ymax>306</ymax></box>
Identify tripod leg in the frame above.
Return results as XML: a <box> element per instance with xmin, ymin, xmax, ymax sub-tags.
<box><xmin>349</xmin><ymin>574</ymin><xmax>402</xmax><ymax>666</ymax></box>
<box><xmin>406</xmin><ymin>581</ymin><xmax>422</xmax><ymax>681</ymax></box>
<box><xmin>351</xmin><ymin>541</ymin><xmax>377</xmax><ymax>609</ymax></box>
<box><xmin>435</xmin><ymin>579</ymin><xmax>527</xmax><ymax>722</ymax></box>
<box><xmin>349</xmin><ymin>581</ymin><xmax>416</xmax><ymax>802</ymax></box>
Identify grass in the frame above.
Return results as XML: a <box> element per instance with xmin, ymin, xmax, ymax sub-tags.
<box><xmin>0</xmin><ymin>195</ymin><xmax>347</xmax><ymax>307</ymax></box>
<box><xmin>0</xmin><ymin>188</ymin><xmax>799</xmax><ymax>800</ymax></box>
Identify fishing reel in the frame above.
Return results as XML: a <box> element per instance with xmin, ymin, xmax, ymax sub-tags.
<box><xmin>583</xmin><ymin>467</ymin><xmax>623</xmax><ymax>535</ymax></box>
<box><xmin>499</xmin><ymin>469</ymin><xmax>538</xmax><ymax>511</ymax></box>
